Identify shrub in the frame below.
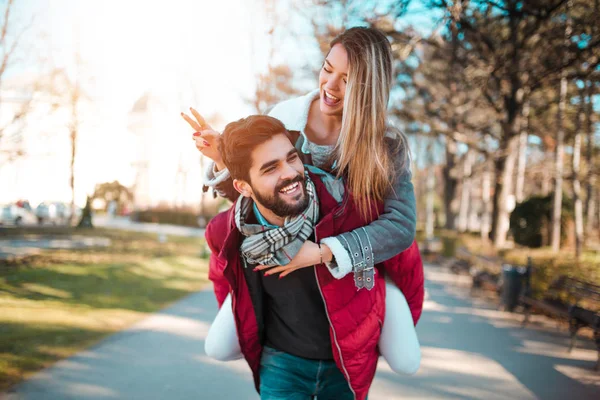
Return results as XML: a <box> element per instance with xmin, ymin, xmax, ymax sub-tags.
<box><xmin>133</xmin><ymin>208</ymin><xmax>202</xmax><ymax>228</ymax></box>
<box><xmin>510</xmin><ymin>194</ymin><xmax>573</xmax><ymax>248</ymax></box>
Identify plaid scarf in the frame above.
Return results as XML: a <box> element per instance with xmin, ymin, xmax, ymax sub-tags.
<box><xmin>235</xmin><ymin>175</ymin><xmax>319</xmax><ymax>266</ymax></box>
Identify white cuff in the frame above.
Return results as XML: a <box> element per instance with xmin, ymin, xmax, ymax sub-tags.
<box><xmin>321</xmin><ymin>237</ymin><xmax>352</xmax><ymax>279</ymax></box>
<box><xmin>204</xmin><ymin>161</ymin><xmax>231</xmax><ymax>187</ymax></box>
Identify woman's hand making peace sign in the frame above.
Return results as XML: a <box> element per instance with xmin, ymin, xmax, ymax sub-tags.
<box><xmin>181</xmin><ymin>107</ymin><xmax>226</xmax><ymax>171</ymax></box>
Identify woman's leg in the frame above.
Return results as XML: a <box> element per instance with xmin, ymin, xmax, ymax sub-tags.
<box><xmin>204</xmin><ymin>293</ymin><xmax>243</xmax><ymax>361</ymax></box>
<box><xmin>379</xmin><ymin>281</ymin><xmax>421</xmax><ymax>375</ymax></box>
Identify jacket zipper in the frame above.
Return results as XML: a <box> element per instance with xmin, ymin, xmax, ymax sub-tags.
<box><xmin>333</xmin><ymin>190</ymin><xmax>349</xmax><ymax>218</ymax></box>
<box><xmin>230</xmin><ymin>287</ymin><xmax>237</xmax><ymax>326</ymax></box>
<box><xmin>314</xmin><ymin>232</ymin><xmax>356</xmax><ymax>399</ymax></box>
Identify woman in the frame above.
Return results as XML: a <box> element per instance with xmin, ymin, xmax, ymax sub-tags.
<box><xmin>183</xmin><ymin>27</ymin><xmax>416</xmax><ymax>281</ymax></box>
<box><xmin>183</xmin><ymin>27</ymin><xmax>422</xmax><ymax>377</ymax></box>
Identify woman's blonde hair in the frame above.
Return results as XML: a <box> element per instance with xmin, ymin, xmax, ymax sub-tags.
<box><xmin>330</xmin><ymin>27</ymin><xmax>409</xmax><ymax>219</ymax></box>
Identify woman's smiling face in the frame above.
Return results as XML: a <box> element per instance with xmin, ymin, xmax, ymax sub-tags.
<box><xmin>318</xmin><ymin>43</ymin><xmax>348</xmax><ymax>117</ymax></box>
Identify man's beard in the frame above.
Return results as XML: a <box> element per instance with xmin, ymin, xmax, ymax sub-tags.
<box><xmin>252</xmin><ymin>174</ymin><xmax>309</xmax><ymax>218</ymax></box>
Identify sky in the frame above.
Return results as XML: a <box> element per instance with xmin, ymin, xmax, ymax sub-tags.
<box><xmin>2</xmin><ymin>0</ymin><xmax>275</xmax><ymax>206</ymax></box>
<box><xmin>34</xmin><ymin>0</ymin><xmax>268</xmax><ymax>115</ymax></box>
<box><xmin>1</xmin><ymin>0</ymin><xmax>440</xmax><ymax>208</ymax></box>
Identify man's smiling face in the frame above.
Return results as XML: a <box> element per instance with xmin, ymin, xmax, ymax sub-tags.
<box><xmin>244</xmin><ymin>133</ymin><xmax>308</xmax><ymax>218</ymax></box>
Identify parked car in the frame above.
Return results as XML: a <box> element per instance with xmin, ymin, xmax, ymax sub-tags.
<box><xmin>0</xmin><ymin>204</ymin><xmax>38</xmax><ymax>226</ymax></box>
<box><xmin>35</xmin><ymin>202</ymin><xmax>76</xmax><ymax>225</ymax></box>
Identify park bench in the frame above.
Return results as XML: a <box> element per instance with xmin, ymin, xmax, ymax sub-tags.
<box><xmin>471</xmin><ymin>269</ymin><xmax>502</xmax><ymax>293</ymax></box>
<box><xmin>520</xmin><ymin>273</ymin><xmax>600</xmax><ymax>370</ymax></box>
<box><xmin>450</xmin><ymin>248</ymin><xmax>471</xmax><ymax>275</ymax></box>
<box><xmin>421</xmin><ymin>237</ymin><xmax>443</xmax><ymax>255</ymax></box>
<box><xmin>447</xmin><ymin>247</ymin><xmax>502</xmax><ymax>292</ymax></box>
<box><xmin>448</xmin><ymin>247</ymin><xmax>476</xmax><ymax>275</ymax></box>
<box><xmin>462</xmin><ymin>249</ymin><xmax>502</xmax><ymax>293</ymax></box>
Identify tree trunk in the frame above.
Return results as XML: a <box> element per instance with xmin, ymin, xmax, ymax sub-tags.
<box><xmin>443</xmin><ymin>137</ymin><xmax>459</xmax><ymax>230</ymax></box>
<box><xmin>588</xmin><ymin>185</ymin><xmax>597</xmax><ymax>235</ymax></box>
<box><xmin>70</xmin><ymin>93</ymin><xmax>78</xmax><ymax>227</ymax></box>
<box><xmin>551</xmin><ymin>6</ymin><xmax>572</xmax><ymax>252</ymax></box>
<box><xmin>542</xmin><ymin>167</ymin><xmax>551</xmax><ymax>196</ymax></box>
<box><xmin>584</xmin><ymin>81</ymin><xmax>596</xmax><ymax>237</ymax></box>
<box><xmin>468</xmin><ymin>178</ymin><xmax>479</xmax><ymax>233</ymax></box>
<box><xmin>458</xmin><ymin>149</ymin><xmax>474</xmax><ymax>232</ymax></box>
<box><xmin>426</xmin><ymin>142</ymin><xmax>435</xmax><ymax>240</ymax></box>
<box><xmin>572</xmin><ymin>97</ymin><xmax>584</xmax><ymax>259</ymax></box>
<box><xmin>491</xmin><ymin>0</ymin><xmax>523</xmax><ymax>248</ymax></box>
<box><xmin>70</xmin><ymin>129</ymin><xmax>76</xmax><ymax>225</ymax></box>
<box><xmin>481</xmin><ymin>160</ymin><xmax>491</xmax><ymax>242</ymax></box>
<box><xmin>598</xmin><ymin>186</ymin><xmax>600</xmax><ymax>240</ymax></box>
<box><xmin>444</xmin><ymin>8</ymin><xmax>461</xmax><ymax>231</ymax></box>
<box><xmin>491</xmin><ymin>134</ymin><xmax>520</xmax><ymax>248</ymax></box>
<box><xmin>515</xmin><ymin>99</ymin><xmax>530</xmax><ymax>204</ymax></box>
<box><xmin>551</xmin><ymin>73</ymin><xmax>567</xmax><ymax>252</ymax></box>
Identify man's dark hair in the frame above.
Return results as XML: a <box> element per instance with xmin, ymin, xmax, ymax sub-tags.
<box><xmin>220</xmin><ymin>115</ymin><xmax>295</xmax><ymax>182</ymax></box>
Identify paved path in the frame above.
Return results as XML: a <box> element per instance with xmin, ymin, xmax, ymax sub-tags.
<box><xmin>93</xmin><ymin>216</ymin><xmax>205</xmax><ymax>238</ymax></box>
<box><xmin>0</xmin><ymin>215</ymin><xmax>202</xmax><ymax>260</ymax></box>
<box><xmin>3</xmin><ymin>265</ymin><xmax>599</xmax><ymax>400</ymax></box>
<box><xmin>0</xmin><ymin>236</ymin><xmax>111</xmax><ymax>260</ymax></box>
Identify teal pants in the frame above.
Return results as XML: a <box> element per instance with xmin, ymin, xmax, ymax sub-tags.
<box><xmin>259</xmin><ymin>346</ymin><xmax>356</xmax><ymax>400</ymax></box>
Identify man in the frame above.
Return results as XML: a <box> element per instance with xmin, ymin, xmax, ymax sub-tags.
<box><xmin>205</xmin><ymin>115</ymin><xmax>423</xmax><ymax>400</ymax></box>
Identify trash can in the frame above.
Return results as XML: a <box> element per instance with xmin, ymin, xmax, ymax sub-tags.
<box><xmin>501</xmin><ymin>264</ymin><xmax>528</xmax><ymax>312</ymax></box>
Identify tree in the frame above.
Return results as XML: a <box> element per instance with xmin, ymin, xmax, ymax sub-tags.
<box><xmin>0</xmin><ymin>0</ymin><xmax>38</xmax><ymax>163</ymax></box>
<box><xmin>584</xmin><ymin>0</ymin><xmax>600</xmax><ymax>238</ymax></box>
<box><xmin>251</xmin><ymin>64</ymin><xmax>301</xmax><ymax>114</ymax></box>
<box><xmin>68</xmin><ymin>64</ymin><xmax>82</xmax><ymax>225</ymax></box>
<box><xmin>77</xmin><ymin>196</ymin><xmax>93</xmax><ymax>228</ymax></box>
<box><xmin>572</xmin><ymin>87</ymin><xmax>585</xmax><ymax>258</ymax></box>
<box><xmin>92</xmin><ymin>180</ymin><xmax>134</xmax><ymax>213</ymax></box>
<box><xmin>287</xmin><ymin>0</ymin><xmax>600</xmax><ymax>250</ymax></box>
<box><xmin>584</xmin><ymin>81</ymin><xmax>597</xmax><ymax>237</ymax></box>
<box><xmin>551</xmin><ymin>0</ymin><xmax>573</xmax><ymax>252</ymax></box>
<box><xmin>515</xmin><ymin>99</ymin><xmax>530</xmax><ymax>204</ymax></box>
<box><xmin>247</xmin><ymin>0</ymin><xmax>303</xmax><ymax>114</ymax></box>
<box><xmin>425</xmin><ymin>0</ymin><xmax>600</xmax><ymax>248</ymax></box>
<box><xmin>46</xmin><ymin>50</ymin><xmax>93</xmax><ymax>224</ymax></box>
<box><xmin>457</xmin><ymin>149</ymin><xmax>474</xmax><ymax>232</ymax></box>
<box><xmin>481</xmin><ymin>159</ymin><xmax>492</xmax><ymax>241</ymax></box>
<box><xmin>425</xmin><ymin>140</ymin><xmax>436</xmax><ymax>240</ymax></box>
<box><xmin>393</xmin><ymin>29</ymin><xmax>497</xmax><ymax>232</ymax></box>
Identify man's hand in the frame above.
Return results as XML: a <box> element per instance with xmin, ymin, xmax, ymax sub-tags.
<box><xmin>254</xmin><ymin>241</ymin><xmax>333</xmax><ymax>278</ymax></box>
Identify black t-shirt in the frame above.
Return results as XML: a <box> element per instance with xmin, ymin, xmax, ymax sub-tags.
<box><xmin>259</xmin><ymin>257</ymin><xmax>334</xmax><ymax>360</ymax></box>
<box><xmin>242</xmin><ymin>211</ymin><xmax>333</xmax><ymax>360</ymax></box>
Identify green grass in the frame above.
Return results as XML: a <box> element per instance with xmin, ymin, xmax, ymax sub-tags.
<box><xmin>0</xmin><ymin>227</ymin><xmax>209</xmax><ymax>391</ymax></box>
